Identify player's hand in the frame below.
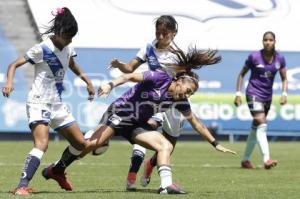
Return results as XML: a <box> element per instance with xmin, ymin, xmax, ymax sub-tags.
<box><xmin>279</xmin><ymin>95</ymin><xmax>287</xmax><ymax>105</ymax></box>
<box><xmin>147</xmin><ymin>118</ymin><xmax>160</xmax><ymax>130</ymax></box>
<box><xmin>2</xmin><ymin>83</ymin><xmax>14</xmax><ymax>98</ymax></box>
<box><xmin>234</xmin><ymin>96</ymin><xmax>242</xmax><ymax>107</ymax></box>
<box><xmin>215</xmin><ymin>144</ymin><xmax>237</xmax><ymax>155</ymax></box>
<box><xmin>109</xmin><ymin>59</ymin><xmax>121</xmax><ymax>69</ymax></box>
<box><xmin>98</xmin><ymin>84</ymin><xmax>112</xmax><ymax>97</ymax></box>
<box><xmin>86</xmin><ymin>83</ymin><xmax>95</xmax><ymax>101</ymax></box>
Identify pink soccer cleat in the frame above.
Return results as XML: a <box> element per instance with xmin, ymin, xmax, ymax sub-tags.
<box><xmin>126</xmin><ymin>172</ymin><xmax>137</xmax><ymax>191</ymax></box>
<box><xmin>158</xmin><ymin>183</ymin><xmax>187</xmax><ymax>194</ymax></box>
<box><xmin>42</xmin><ymin>164</ymin><xmax>73</xmax><ymax>191</ymax></box>
<box><xmin>12</xmin><ymin>187</ymin><xmax>34</xmax><ymax>196</ymax></box>
<box><xmin>241</xmin><ymin>160</ymin><xmax>255</xmax><ymax>169</ymax></box>
<box><xmin>264</xmin><ymin>159</ymin><xmax>278</xmax><ymax>169</ymax></box>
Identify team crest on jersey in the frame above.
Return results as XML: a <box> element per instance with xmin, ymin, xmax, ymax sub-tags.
<box><xmin>41</xmin><ymin>110</ymin><xmax>51</xmax><ymax>119</ymax></box>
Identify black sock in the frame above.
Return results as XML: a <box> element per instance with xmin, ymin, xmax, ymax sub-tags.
<box><xmin>150</xmin><ymin>153</ymin><xmax>158</xmax><ymax>167</ymax></box>
<box><xmin>53</xmin><ymin>147</ymin><xmax>79</xmax><ymax>174</ymax></box>
<box><xmin>129</xmin><ymin>149</ymin><xmax>145</xmax><ymax>173</ymax></box>
<box><xmin>18</xmin><ymin>155</ymin><xmax>40</xmax><ymax>188</ymax></box>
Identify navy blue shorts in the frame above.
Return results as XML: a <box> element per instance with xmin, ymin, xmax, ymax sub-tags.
<box><xmin>246</xmin><ymin>95</ymin><xmax>271</xmax><ymax>116</ymax></box>
<box><xmin>99</xmin><ymin>105</ymin><xmax>155</xmax><ymax>144</ymax></box>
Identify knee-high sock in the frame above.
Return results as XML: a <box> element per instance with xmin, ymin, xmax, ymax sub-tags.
<box><xmin>53</xmin><ymin>145</ymin><xmax>82</xmax><ymax>174</ymax></box>
<box><xmin>128</xmin><ymin>144</ymin><xmax>146</xmax><ymax>174</ymax></box>
<box><xmin>256</xmin><ymin>123</ymin><xmax>270</xmax><ymax>163</ymax></box>
<box><xmin>18</xmin><ymin>148</ymin><xmax>44</xmax><ymax>188</ymax></box>
<box><xmin>242</xmin><ymin>127</ymin><xmax>257</xmax><ymax>161</ymax></box>
<box><xmin>158</xmin><ymin>165</ymin><xmax>172</xmax><ymax>188</ymax></box>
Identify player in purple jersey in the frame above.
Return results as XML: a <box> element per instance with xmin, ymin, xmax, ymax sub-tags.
<box><xmin>45</xmin><ymin>46</ymin><xmax>236</xmax><ymax>194</ymax></box>
<box><xmin>234</xmin><ymin>31</ymin><xmax>287</xmax><ymax>170</ymax></box>
<box><xmin>2</xmin><ymin>8</ymin><xmax>95</xmax><ymax>195</ymax></box>
<box><xmin>109</xmin><ymin>15</ymin><xmax>221</xmax><ymax>190</ymax></box>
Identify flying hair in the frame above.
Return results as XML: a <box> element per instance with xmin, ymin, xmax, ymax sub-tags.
<box><xmin>41</xmin><ymin>7</ymin><xmax>78</xmax><ymax>38</ymax></box>
<box><xmin>172</xmin><ymin>45</ymin><xmax>222</xmax><ymax>70</ymax></box>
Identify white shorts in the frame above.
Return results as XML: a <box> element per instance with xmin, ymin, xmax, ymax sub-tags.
<box><xmin>162</xmin><ymin>109</ymin><xmax>185</xmax><ymax>137</ymax></box>
<box><xmin>26</xmin><ymin>102</ymin><xmax>75</xmax><ymax>131</ymax></box>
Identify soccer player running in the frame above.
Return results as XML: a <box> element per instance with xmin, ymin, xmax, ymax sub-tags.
<box><xmin>2</xmin><ymin>7</ymin><xmax>95</xmax><ymax>195</ymax></box>
<box><xmin>234</xmin><ymin>31</ymin><xmax>288</xmax><ymax>169</ymax></box>
<box><xmin>110</xmin><ymin>15</ymin><xmax>222</xmax><ymax>191</ymax></box>
<box><xmin>47</xmin><ymin>46</ymin><xmax>236</xmax><ymax>194</ymax></box>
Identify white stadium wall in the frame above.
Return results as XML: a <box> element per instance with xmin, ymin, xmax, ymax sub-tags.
<box><xmin>28</xmin><ymin>0</ymin><xmax>300</xmax><ymax>51</ymax></box>
<box><xmin>1</xmin><ymin>0</ymin><xmax>300</xmax><ymax>134</ymax></box>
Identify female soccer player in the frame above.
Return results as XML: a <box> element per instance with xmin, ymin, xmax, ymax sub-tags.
<box><xmin>45</xmin><ymin>46</ymin><xmax>236</xmax><ymax>194</ymax></box>
<box><xmin>2</xmin><ymin>7</ymin><xmax>95</xmax><ymax>195</ymax></box>
<box><xmin>110</xmin><ymin>15</ymin><xmax>221</xmax><ymax>190</ymax></box>
<box><xmin>234</xmin><ymin>31</ymin><xmax>287</xmax><ymax>169</ymax></box>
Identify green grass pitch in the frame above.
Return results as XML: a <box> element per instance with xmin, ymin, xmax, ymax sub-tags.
<box><xmin>0</xmin><ymin>140</ymin><xmax>299</xmax><ymax>199</ymax></box>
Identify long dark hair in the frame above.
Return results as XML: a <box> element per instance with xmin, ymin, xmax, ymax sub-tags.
<box><xmin>154</xmin><ymin>15</ymin><xmax>178</xmax><ymax>34</ymax></box>
<box><xmin>41</xmin><ymin>7</ymin><xmax>78</xmax><ymax>38</ymax></box>
<box><xmin>173</xmin><ymin>45</ymin><xmax>222</xmax><ymax>70</ymax></box>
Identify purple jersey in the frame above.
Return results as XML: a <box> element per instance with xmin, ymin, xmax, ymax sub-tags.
<box><xmin>245</xmin><ymin>50</ymin><xmax>286</xmax><ymax>101</ymax></box>
<box><xmin>113</xmin><ymin>70</ymin><xmax>191</xmax><ymax>124</ymax></box>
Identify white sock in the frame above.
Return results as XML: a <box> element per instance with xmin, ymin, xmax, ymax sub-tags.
<box><xmin>256</xmin><ymin>123</ymin><xmax>270</xmax><ymax>163</ymax></box>
<box><xmin>242</xmin><ymin>127</ymin><xmax>257</xmax><ymax>161</ymax></box>
<box><xmin>132</xmin><ymin>144</ymin><xmax>146</xmax><ymax>154</ymax></box>
<box><xmin>158</xmin><ymin>165</ymin><xmax>172</xmax><ymax>188</ymax></box>
<box><xmin>29</xmin><ymin>148</ymin><xmax>44</xmax><ymax>159</ymax></box>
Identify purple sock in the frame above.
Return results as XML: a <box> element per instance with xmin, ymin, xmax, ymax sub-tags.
<box><xmin>18</xmin><ymin>155</ymin><xmax>40</xmax><ymax>188</ymax></box>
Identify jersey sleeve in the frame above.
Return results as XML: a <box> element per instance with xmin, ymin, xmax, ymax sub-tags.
<box><xmin>69</xmin><ymin>45</ymin><xmax>77</xmax><ymax>57</ymax></box>
<box><xmin>24</xmin><ymin>44</ymin><xmax>43</xmax><ymax>64</ymax></box>
<box><xmin>279</xmin><ymin>55</ymin><xmax>286</xmax><ymax>69</ymax></box>
<box><xmin>174</xmin><ymin>99</ymin><xmax>191</xmax><ymax>113</ymax></box>
<box><xmin>135</xmin><ymin>44</ymin><xmax>147</xmax><ymax>63</ymax></box>
<box><xmin>245</xmin><ymin>54</ymin><xmax>254</xmax><ymax>68</ymax></box>
<box><xmin>142</xmin><ymin>70</ymin><xmax>156</xmax><ymax>86</ymax></box>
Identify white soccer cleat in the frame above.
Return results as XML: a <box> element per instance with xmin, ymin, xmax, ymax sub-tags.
<box><xmin>140</xmin><ymin>175</ymin><xmax>151</xmax><ymax>187</ymax></box>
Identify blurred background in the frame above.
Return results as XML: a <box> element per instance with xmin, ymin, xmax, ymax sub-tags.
<box><xmin>1</xmin><ymin>0</ymin><xmax>300</xmax><ymax>141</ymax></box>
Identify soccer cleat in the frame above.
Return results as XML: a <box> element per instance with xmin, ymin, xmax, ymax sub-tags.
<box><xmin>264</xmin><ymin>159</ymin><xmax>278</xmax><ymax>169</ymax></box>
<box><xmin>42</xmin><ymin>164</ymin><xmax>73</xmax><ymax>191</ymax></box>
<box><xmin>140</xmin><ymin>158</ymin><xmax>153</xmax><ymax>187</ymax></box>
<box><xmin>241</xmin><ymin>160</ymin><xmax>255</xmax><ymax>169</ymax></box>
<box><xmin>158</xmin><ymin>184</ymin><xmax>187</xmax><ymax>194</ymax></box>
<box><xmin>12</xmin><ymin>187</ymin><xmax>34</xmax><ymax>196</ymax></box>
<box><xmin>126</xmin><ymin>172</ymin><xmax>137</xmax><ymax>191</ymax></box>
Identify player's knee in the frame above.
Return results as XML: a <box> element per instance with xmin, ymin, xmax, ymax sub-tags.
<box><xmin>35</xmin><ymin>139</ymin><xmax>49</xmax><ymax>152</ymax></box>
<box><xmin>159</xmin><ymin>139</ymin><xmax>173</xmax><ymax>153</ymax></box>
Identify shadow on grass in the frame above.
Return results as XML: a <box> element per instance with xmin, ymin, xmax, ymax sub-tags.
<box><xmin>28</xmin><ymin>188</ymin><xmax>157</xmax><ymax>195</ymax></box>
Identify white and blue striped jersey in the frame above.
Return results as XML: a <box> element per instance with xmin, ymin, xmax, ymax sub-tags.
<box><xmin>24</xmin><ymin>38</ymin><xmax>76</xmax><ymax>103</ymax></box>
<box><xmin>135</xmin><ymin>40</ymin><xmax>179</xmax><ymax>78</ymax></box>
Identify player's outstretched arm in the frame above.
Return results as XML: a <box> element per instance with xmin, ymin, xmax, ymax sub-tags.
<box><xmin>109</xmin><ymin>58</ymin><xmax>141</xmax><ymax>73</ymax></box>
<box><xmin>182</xmin><ymin>110</ymin><xmax>236</xmax><ymax>155</ymax></box>
<box><xmin>2</xmin><ymin>57</ymin><xmax>27</xmax><ymax>98</ymax></box>
<box><xmin>98</xmin><ymin>73</ymin><xmax>144</xmax><ymax>97</ymax></box>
